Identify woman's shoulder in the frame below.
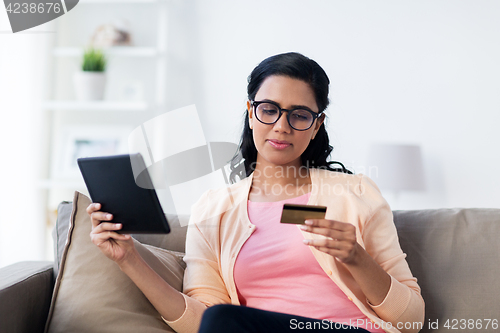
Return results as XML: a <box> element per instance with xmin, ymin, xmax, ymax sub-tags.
<box><xmin>189</xmin><ymin>176</ymin><xmax>251</xmax><ymax>225</ymax></box>
<box><xmin>311</xmin><ymin>168</ymin><xmax>385</xmax><ymax>205</ymax></box>
<box><xmin>311</xmin><ymin>168</ymin><xmax>391</xmax><ymax>227</ymax></box>
<box><xmin>311</xmin><ymin>167</ymin><xmax>363</xmax><ymax>186</ymax></box>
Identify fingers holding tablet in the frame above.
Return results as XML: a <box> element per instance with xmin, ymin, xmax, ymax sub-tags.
<box><xmin>93</xmin><ymin>221</ymin><xmax>123</xmax><ymax>234</ymax></box>
<box><xmin>87</xmin><ymin>202</ymin><xmax>134</xmax><ymax>262</ymax></box>
<box><xmin>91</xmin><ymin>226</ymin><xmax>131</xmax><ymax>245</ymax></box>
<box><xmin>87</xmin><ymin>203</ymin><xmax>114</xmax><ymax>227</ymax></box>
<box><xmin>86</xmin><ymin>202</ymin><xmax>102</xmax><ymax>216</ymax></box>
<box><xmin>87</xmin><ymin>202</ymin><xmax>131</xmax><ymax>243</ymax></box>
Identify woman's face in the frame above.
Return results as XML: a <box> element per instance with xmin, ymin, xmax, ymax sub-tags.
<box><xmin>247</xmin><ymin>75</ymin><xmax>325</xmax><ymax>169</ymax></box>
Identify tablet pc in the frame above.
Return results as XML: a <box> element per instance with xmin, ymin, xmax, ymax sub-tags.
<box><xmin>77</xmin><ymin>153</ymin><xmax>170</xmax><ymax>234</ymax></box>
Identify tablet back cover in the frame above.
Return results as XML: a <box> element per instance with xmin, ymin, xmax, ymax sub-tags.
<box><xmin>77</xmin><ymin>153</ymin><xmax>170</xmax><ymax>234</ymax></box>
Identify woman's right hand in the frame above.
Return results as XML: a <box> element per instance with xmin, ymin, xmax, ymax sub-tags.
<box><xmin>87</xmin><ymin>203</ymin><xmax>135</xmax><ymax>265</ymax></box>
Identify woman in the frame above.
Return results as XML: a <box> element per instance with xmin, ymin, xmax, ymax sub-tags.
<box><xmin>87</xmin><ymin>52</ymin><xmax>424</xmax><ymax>333</ymax></box>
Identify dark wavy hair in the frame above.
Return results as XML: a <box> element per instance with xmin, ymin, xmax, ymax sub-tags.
<box><xmin>229</xmin><ymin>52</ymin><xmax>351</xmax><ymax>183</ymax></box>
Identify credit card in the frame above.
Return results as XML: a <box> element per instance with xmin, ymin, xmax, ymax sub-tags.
<box><xmin>280</xmin><ymin>204</ymin><xmax>327</xmax><ymax>224</ymax></box>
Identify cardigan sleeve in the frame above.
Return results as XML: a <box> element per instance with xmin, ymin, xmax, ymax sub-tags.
<box><xmin>165</xmin><ymin>190</ymin><xmax>232</xmax><ymax>333</ymax></box>
<box><xmin>358</xmin><ymin>175</ymin><xmax>425</xmax><ymax>332</ymax></box>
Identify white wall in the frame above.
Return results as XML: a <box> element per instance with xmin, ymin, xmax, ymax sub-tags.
<box><xmin>182</xmin><ymin>0</ymin><xmax>500</xmax><ymax>210</ymax></box>
<box><xmin>0</xmin><ymin>15</ymin><xmax>53</xmax><ymax>267</ymax></box>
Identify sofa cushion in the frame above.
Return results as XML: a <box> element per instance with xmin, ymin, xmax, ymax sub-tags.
<box><xmin>394</xmin><ymin>208</ymin><xmax>500</xmax><ymax>332</ymax></box>
<box><xmin>45</xmin><ymin>191</ymin><xmax>186</xmax><ymax>333</ymax></box>
<box><xmin>0</xmin><ymin>261</ymin><xmax>54</xmax><ymax>333</ymax></box>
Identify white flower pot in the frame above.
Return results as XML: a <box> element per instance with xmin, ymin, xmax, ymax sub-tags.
<box><xmin>73</xmin><ymin>71</ymin><xmax>106</xmax><ymax>101</ymax></box>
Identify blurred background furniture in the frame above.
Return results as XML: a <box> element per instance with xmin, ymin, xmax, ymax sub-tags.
<box><xmin>366</xmin><ymin>143</ymin><xmax>426</xmax><ymax>209</ymax></box>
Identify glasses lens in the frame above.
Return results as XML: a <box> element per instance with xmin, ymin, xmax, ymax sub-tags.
<box><xmin>289</xmin><ymin>109</ymin><xmax>314</xmax><ymax>130</ymax></box>
<box><xmin>255</xmin><ymin>103</ymin><xmax>280</xmax><ymax>124</ymax></box>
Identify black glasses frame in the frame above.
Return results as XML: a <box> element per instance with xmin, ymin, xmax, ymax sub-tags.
<box><xmin>251</xmin><ymin>100</ymin><xmax>322</xmax><ymax>131</ymax></box>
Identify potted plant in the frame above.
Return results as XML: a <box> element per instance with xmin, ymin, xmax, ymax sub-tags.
<box><xmin>73</xmin><ymin>48</ymin><xmax>107</xmax><ymax>100</ymax></box>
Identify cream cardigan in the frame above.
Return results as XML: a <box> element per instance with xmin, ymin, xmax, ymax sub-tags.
<box><xmin>165</xmin><ymin>169</ymin><xmax>425</xmax><ymax>333</ymax></box>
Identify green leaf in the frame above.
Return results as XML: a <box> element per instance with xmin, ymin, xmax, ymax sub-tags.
<box><xmin>81</xmin><ymin>48</ymin><xmax>107</xmax><ymax>72</ymax></box>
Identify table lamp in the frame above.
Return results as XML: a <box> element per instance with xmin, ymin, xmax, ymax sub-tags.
<box><xmin>366</xmin><ymin>143</ymin><xmax>426</xmax><ymax>208</ymax></box>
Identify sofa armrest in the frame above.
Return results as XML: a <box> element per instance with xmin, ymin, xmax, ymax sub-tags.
<box><xmin>0</xmin><ymin>261</ymin><xmax>54</xmax><ymax>333</ymax></box>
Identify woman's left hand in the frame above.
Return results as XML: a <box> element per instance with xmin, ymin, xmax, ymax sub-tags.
<box><xmin>300</xmin><ymin>219</ymin><xmax>361</xmax><ymax>265</ymax></box>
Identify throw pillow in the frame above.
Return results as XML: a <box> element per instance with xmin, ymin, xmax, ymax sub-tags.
<box><xmin>44</xmin><ymin>191</ymin><xmax>185</xmax><ymax>333</ymax></box>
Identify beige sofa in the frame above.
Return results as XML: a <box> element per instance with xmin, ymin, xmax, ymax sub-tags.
<box><xmin>1</xmin><ymin>192</ymin><xmax>499</xmax><ymax>333</ymax></box>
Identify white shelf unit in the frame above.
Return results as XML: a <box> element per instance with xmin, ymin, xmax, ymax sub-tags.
<box><xmin>37</xmin><ymin>179</ymin><xmax>87</xmax><ymax>190</ymax></box>
<box><xmin>39</xmin><ymin>0</ymin><xmax>169</xmax><ymax>260</ymax></box>
<box><xmin>53</xmin><ymin>46</ymin><xmax>161</xmax><ymax>57</ymax></box>
<box><xmin>42</xmin><ymin>0</ymin><xmax>167</xmax><ymax>186</ymax></box>
<box><xmin>41</xmin><ymin>100</ymin><xmax>149</xmax><ymax>111</ymax></box>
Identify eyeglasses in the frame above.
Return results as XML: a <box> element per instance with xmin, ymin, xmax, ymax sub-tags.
<box><xmin>251</xmin><ymin>100</ymin><xmax>322</xmax><ymax>131</ymax></box>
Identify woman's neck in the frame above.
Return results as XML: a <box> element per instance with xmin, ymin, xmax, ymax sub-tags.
<box><xmin>249</xmin><ymin>160</ymin><xmax>312</xmax><ymax>202</ymax></box>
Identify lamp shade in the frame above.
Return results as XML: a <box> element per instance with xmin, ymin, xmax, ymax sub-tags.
<box><xmin>366</xmin><ymin>143</ymin><xmax>425</xmax><ymax>192</ymax></box>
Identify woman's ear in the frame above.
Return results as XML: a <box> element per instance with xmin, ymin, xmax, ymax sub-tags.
<box><xmin>247</xmin><ymin>100</ymin><xmax>253</xmax><ymax>129</ymax></box>
<box><xmin>311</xmin><ymin>113</ymin><xmax>325</xmax><ymax>140</ymax></box>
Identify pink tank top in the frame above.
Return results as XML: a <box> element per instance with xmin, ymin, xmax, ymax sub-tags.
<box><xmin>233</xmin><ymin>192</ymin><xmax>385</xmax><ymax>333</ymax></box>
